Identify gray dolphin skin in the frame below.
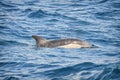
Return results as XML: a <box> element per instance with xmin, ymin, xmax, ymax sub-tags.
<box><xmin>32</xmin><ymin>35</ymin><xmax>92</xmax><ymax>48</ymax></box>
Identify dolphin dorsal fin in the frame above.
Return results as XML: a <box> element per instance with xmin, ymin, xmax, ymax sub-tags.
<box><xmin>32</xmin><ymin>35</ymin><xmax>48</xmax><ymax>47</ymax></box>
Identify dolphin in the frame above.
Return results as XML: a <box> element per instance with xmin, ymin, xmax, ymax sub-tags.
<box><xmin>32</xmin><ymin>35</ymin><xmax>93</xmax><ymax>48</ymax></box>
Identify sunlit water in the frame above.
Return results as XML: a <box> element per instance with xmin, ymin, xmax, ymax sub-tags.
<box><xmin>0</xmin><ymin>0</ymin><xmax>120</xmax><ymax>80</ymax></box>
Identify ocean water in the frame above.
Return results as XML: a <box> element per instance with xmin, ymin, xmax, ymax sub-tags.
<box><xmin>0</xmin><ymin>0</ymin><xmax>120</xmax><ymax>80</ymax></box>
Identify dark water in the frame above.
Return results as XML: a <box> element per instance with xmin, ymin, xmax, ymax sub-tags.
<box><xmin>0</xmin><ymin>0</ymin><xmax>120</xmax><ymax>80</ymax></box>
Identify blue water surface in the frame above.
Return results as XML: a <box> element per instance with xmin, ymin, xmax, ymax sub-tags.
<box><xmin>0</xmin><ymin>0</ymin><xmax>120</xmax><ymax>80</ymax></box>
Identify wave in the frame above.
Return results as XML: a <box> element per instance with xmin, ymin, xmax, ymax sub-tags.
<box><xmin>68</xmin><ymin>20</ymin><xmax>94</xmax><ymax>26</ymax></box>
<box><xmin>0</xmin><ymin>62</ymin><xmax>20</xmax><ymax>67</ymax></box>
<box><xmin>103</xmin><ymin>53</ymin><xmax>120</xmax><ymax>57</ymax></box>
<box><xmin>69</xmin><ymin>0</ymin><xmax>109</xmax><ymax>4</ymax></box>
<box><xmin>69</xmin><ymin>3</ymin><xmax>88</xmax><ymax>7</ymax></box>
<box><xmin>111</xmin><ymin>2</ymin><xmax>120</xmax><ymax>8</ymax></box>
<box><xmin>22</xmin><ymin>8</ymin><xmax>32</xmax><ymax>13</ymax></box>
<box><xmin>88</xmin><ymin>65</ymin><xmax>120</xmax><ymax>80</ymax></box>
<box><xmin>94</xmin><ymin>10</ymin><xmax>119</xmax><ymax>20</ymax></box>
<box><xmin>28</xmin><ymin>9</ymin><xmax>47</xmax><ymax>18</ymax></box>
<box><xmin>42</xmin><ymin>62</ymin><xmax>103</xmax><ymax>78</ymax></box>
<box><xmin>0</xmin><ymin>1</ymin><xmax>15</xmax><ymax>8</ymax></box>
<box><xmin>1</xmin><ymin>62</ymin><xmax>119</xmax><ymax>80</ymax></box>
<box><xmin>0</xmin><ymin>61</ymin><xmax>58</xmax><ymax>68</ymax></box>
<box><xmin>3</xmin><ymin>76</ymin><xmax>20</xmax><ymax>80</ymax></box>
<box><xmin>69</xmin><ymin>0</ymin><xmax>109</xmax><ymax>7</ymax></box>
<box><xmin>97</xmin><ymin>0</ymin><xmax>109</xmax><ymax>4</ymax></box>
<box><xmin>41</xmin><ymin>62</ymin><xmax>120</xmax><ymax>80</ymax></box>
<box><xmin>0</xmin><ymin>39</ymin><xmax>28</xmax><ymax>46</ymax></box>
<box><xmin>49</xmin><ymin>12</ymin><xmax>77</xmax><ymax>21</ymax></box>
<box><xmin>27</xmin><ymin>9</ymin><xmax>95</xmax><ymax>27</ymax></box>
<box><xmin>0</xmin><ymin>25</ymin><xmax>9</xmax><ymax>29</ymax></box>
<box><xmin>46</xmin><ymin>19</ymin><xmax>59</xmax><ymax>22</ymax></box>
<box><xmin>28</xmin><ymin>9</ymin><xmax>77</xmax><ymax>21</ymax></box>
